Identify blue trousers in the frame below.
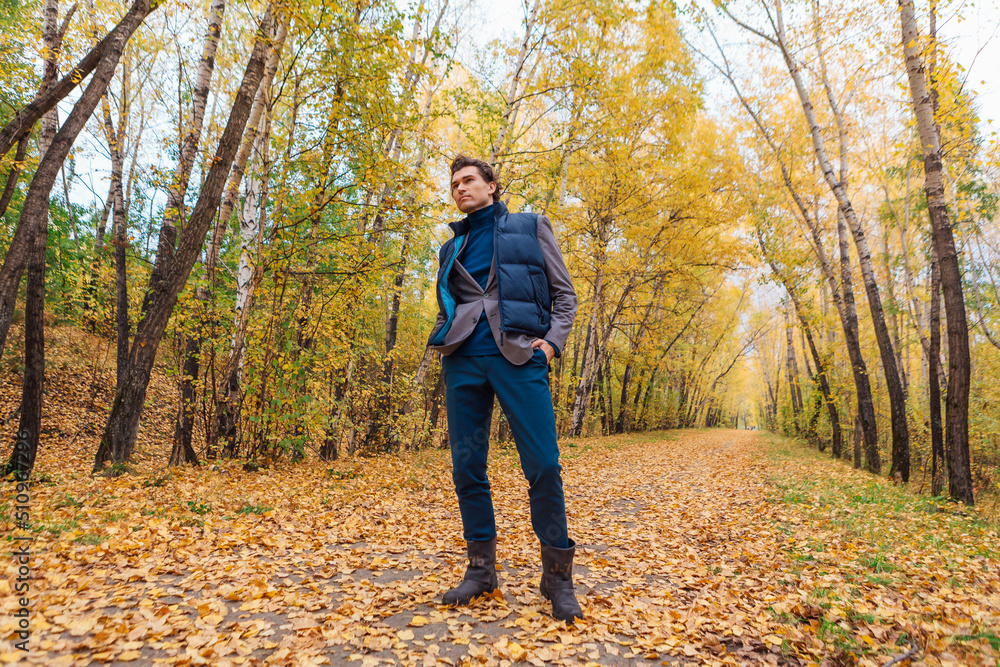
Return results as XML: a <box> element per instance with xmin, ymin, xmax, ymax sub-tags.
<box><xmin>442</xmin><ymin>348</ymin><xmax>569</xmax><ymax>548</ymax></box>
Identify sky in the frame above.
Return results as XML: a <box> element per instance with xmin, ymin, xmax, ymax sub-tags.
<box><xmin>948</xmin><ymin>0</ymin><xmax>1000</xmax><ymax>131</ymax></box>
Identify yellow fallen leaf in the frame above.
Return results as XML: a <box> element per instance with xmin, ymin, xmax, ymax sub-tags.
<box><xmin>67</xmin><ymin>617</ymin><xmax>97</xmax><ymax>636</ymax></box>
<box><xmin>409</xmin><ymin>616</ymin><xmax>430</xmax><ymax>627</ymax></box>
<box><xmin>398</xmin><ymin>629</ymin><xmax>415</xmax><ymax>641</ymax></box>
<box><xmin>117</xmin><ymin>651</ymin><xmax>143</xmax><ymax>662</ymax></box>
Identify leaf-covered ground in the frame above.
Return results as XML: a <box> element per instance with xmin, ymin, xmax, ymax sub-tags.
<box><xmin>2</xmin><ymin>426</ymin><xmax>999</xmax><ymax>666</ymax></box>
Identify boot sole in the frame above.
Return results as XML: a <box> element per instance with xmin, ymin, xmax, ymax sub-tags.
<box><xmin>442</xmin><ymin>588</ymin><xmax>499</xmax><ymax>606</ymax></box>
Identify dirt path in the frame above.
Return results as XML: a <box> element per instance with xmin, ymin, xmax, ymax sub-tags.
<box><xmin>4</xmin><ymin>429</ymin><xmax>997</xmax><ymax>666</ymax></box>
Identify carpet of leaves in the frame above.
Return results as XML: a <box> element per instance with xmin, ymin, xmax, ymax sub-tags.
<box><xmin>1</xmin><ymin>408</ymin><xmax>998</xmax><ymax>665</ymax></box>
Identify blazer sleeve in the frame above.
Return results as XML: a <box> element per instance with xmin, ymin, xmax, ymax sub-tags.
<box><xmin>537</xmin><ymin>214</ymin><xmax>577</xmax><ymax>355</ymax></box>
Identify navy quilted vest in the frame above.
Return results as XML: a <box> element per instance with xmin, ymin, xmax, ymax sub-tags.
<box><xmin>429</xmin><ymin>202</ymin><xmax>549</xmax><ymax>345</ymax></box>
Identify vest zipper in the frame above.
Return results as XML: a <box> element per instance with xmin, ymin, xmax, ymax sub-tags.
<box><xmin>494</xmin><ymin>207</ymin><xmax>506</xmax><ymax>346</ymax></box>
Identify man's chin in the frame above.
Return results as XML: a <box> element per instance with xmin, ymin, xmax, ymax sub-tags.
<box><xmin>457</xmin><ymin>200</ymin><xmax>489</xmax><ymax>214</ymax></box>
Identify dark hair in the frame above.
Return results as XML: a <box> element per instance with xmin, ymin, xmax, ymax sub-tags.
<box><xmin>450</xmin><ymin>154</ymin><xmax>501</xmax><ymax>202</ymax></box>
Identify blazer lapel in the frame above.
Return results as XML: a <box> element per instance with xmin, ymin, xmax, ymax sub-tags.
<box><xmin>485</xmin><ymin>256</ymin><xmax>497</xmax><ymax>291</ymax></box>
<box><xmin>453</xmin><ymin>259</ymin><xmax>479</xmax><ymax>288</ymax></box>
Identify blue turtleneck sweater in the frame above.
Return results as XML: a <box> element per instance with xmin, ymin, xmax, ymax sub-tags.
<box><xmin>453</xmin><ymin>204</ymin><xmax>501</xmax><ymax>356</ymax></box>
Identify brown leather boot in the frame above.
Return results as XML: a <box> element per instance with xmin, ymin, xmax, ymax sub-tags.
<box><xmin>540</xmin><ymin>538</ymin><xmax>584</xmax><ymax>623</ymax></box>
<box><xmin>442</xmin><ymin>538</ymin><xmax>499</xmax><ymax>605</ymax></box>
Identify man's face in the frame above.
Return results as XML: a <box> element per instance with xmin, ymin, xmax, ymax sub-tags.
<box><xmin>450</xmin><ymin>165</ymin><xmax>496</xmax><ymax>214</ymax></box>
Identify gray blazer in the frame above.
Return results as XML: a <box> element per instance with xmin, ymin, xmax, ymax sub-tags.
<box><xmin>428</xmin><ymin>212</ymin><xmax>577</xmax><ymax>365</ymax></box>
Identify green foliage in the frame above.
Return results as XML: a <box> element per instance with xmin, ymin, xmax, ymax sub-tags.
<box><xmin>185</xmin><ymin>501</ymin><xmax>211</xmax><ymax>515</ymax></box>
<box><xmin>235</xmin><ymin>504</ymin><xmax>271</xmax><ymax>515</ymax></box>
<box><xmin>0</xmin><ymin>0</ymin><xmax>37</xmax><ymax>116</ymax></box>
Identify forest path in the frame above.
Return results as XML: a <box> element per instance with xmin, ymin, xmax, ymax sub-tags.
<box><xmin>6</xmin><ymin>429</ymin><xmax>999</xmax><ymax>666</ymax></box>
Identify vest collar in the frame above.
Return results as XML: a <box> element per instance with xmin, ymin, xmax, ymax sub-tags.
<box><xmin>448</xmin><ymin>200</ymin><xmax>508</xmax><ymax>236</ymax></box>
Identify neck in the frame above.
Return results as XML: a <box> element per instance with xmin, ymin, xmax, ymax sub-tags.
<box><xmin>467</xmin><ymin>203</ymin><xmax>494</xmax><ymax>227</ymax></box>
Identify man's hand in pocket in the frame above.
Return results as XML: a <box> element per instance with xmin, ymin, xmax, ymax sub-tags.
<box><xmin>531</xmin><ymin>339</ymin><xmax>555</xmax><ymax>363</ymax></box>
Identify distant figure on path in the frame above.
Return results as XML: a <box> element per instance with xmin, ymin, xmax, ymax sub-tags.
<box><xmin>427</xmin><ymin>155</ymin><xmax>582</xmax><ymax>622</ymax></box>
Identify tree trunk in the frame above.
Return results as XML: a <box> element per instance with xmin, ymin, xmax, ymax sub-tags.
<box><xmin>929</xmin><ymin>245</ymin><xmax>944</xmax><ymax>496</ymax></box>
<box><xmin>892</xmin><ymin>176</ymin><xmax>949</xmax><ymax>388</ymax></box>
<box><xmin>615</xmin><ymin>286</ymin><xmax>661</xmax><ymax>433</ymax></box>
<box><xmin>401</xmin><ymin>348</ymin><xmax>436</xmax><ymax>449</ymax></box>
<box><xmin>97</xmin><ymin>47</ymin><xmax>132</xmax><ymax>389</ymax></box>
<box><xmin>162</xmin><ymin>0</ymin><xmax>227</xmax><ymax>465</ymax></box>
<box><xmin>370</xmin><ymin>93</ymin><xmax>438</xmax><ymax>449</ymax></box>
<box><xmin>322</xmin><ymin>356</ymin><xmax>355</xmax><ymax>460</ymax></box>
<box><xmin>845</xmin><ymin>212</ymin><xmax>909</xmax><ymax>479</ymax></box>
<box><xmin>168</xmin><ymin>336</ymin><xmax>200</xmax><ymax>466</ymax></box>
<box><xmin>616</xmin><ymin>357</ymin><xmax>634</xmax><ymax>434</ymax></box>
<box><xmin>800</xmin><ymin>329</ymin><xmax>814</xmax><ymax>380</ymax></box>
<box><xmin>38</xmin><ymin>0</ymin><xmax>61</xmax><ymax>149</ymax></box>
<box><xmin>144</xmin><ymin>0</ymin><xmax>226</xmax><ymax>321</ymax></box>
<box><xmin>784</xmin><ymin>309</ymin><xmax>802</xmax><ymax>432</ymax></box>
<box><xmin>93</xmin><ymin>7</ymin><xmax>276</xmax><ymax>471</ymax></box>
<box><xmin>320</xmin><ymin>401</ymin><xmax>340</xmax><ymax>462</ymax></box>
<box><xmin>199</xmin><ymin>16</ymin><xmax>288</xmax><ymax>458</ymax></box>
<box><xmin>428</xmin><ymin>371</ymin><xmax>446</xmax><ymax>448</ymax></box>
<box><xmin>853</xmin><ymin>414</ymin><xmax>862</xmax><ymax>469</ymax></box>
<box><xmin>898</xmin><ymin>0</ymin><xmax>973</xmax><ymax>504</ymax></box>
<box><xmin>886</xmin><ymin>250</ymin><xmax>907</xmax><ymax>398</ymax></box>
<box><xmin>208</xmin><ymin>112</ymin><xmax>269</xmax><ymax>458</ymax></box>
<box><xmin>0</xmin><ymin>133</ymin><xmax>29</xmax><ymax>220</ymax></box>
<box><xmin>112</xmin><ymin>148</ymin><xmax>128</xmax><ymax>389</ymax></box>
<box><xmin>569</xmin><ymin>264</ymin><xmax>603</xmax><ymax>435</ymax></box>
<box><xmin>596</xmin><ymin>361</ymin><xmax>607</xmax><ymax>435</ymax></box>
<box><xmin>7</xmin><ymin>228</ymin><xmax>47</xmax><ymax>477</ymax></box>
<box><xmin>204</xmin><ymin>17</ymin><xmax>287</xmax><ymax>283</ymax></box>
<box><xmin>836</xmin><ymin>210</ymin><xmax>880</xmax><ymax>473</ymax></box>
<box><xmin>3</xmin><ymin>0</ymin><xmax>63</xmax><ymax>477</ymax></box>
<box><xmin>758</xmin><ymin>232</ymin><xmax>844</xmax><ymax>457</ymax></box>
<box><xmin>604</xmin><ymin>357</ymin><xmax>615</xmax><ymax>434</ymax></box>
<box><xmin>638</xmin><ymin>367</ymin><xmax>659</xmax><ymax>427</ymax></box>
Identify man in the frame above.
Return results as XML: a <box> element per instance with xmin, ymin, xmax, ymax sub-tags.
<box><xmin>427</xmin><ymin>155</ymin><xmax>582</xmax><ymax>623</ymax></box>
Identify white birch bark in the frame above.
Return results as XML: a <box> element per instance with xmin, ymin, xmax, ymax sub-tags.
<box><xmin>204</xmin><ymin>16</ymin><xmax>288</xmax><ymax>286</ymax></box>
<box><xmin>162</xmin><ymin>0</ymin><xmax>226</xmax><ymax>233</ymax></box>
<box><xmin>569</xmin><ymin>263</ymin><xmax>603</xmax><ymax>435</ymax></box>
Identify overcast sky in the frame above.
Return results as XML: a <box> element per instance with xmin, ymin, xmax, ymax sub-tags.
<box><xmin>949</xmin><ymin>0</ymin><xmax>1000</xmax><ymax>130</ymax></box>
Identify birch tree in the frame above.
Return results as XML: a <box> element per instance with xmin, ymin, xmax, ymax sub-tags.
<box><xmin>898</xmin><ymin>0</ymin><xmax>973</xmax><ymax>503</ymax></box>
<box><xmin>94</xmin><ymin>6</ymin><xmax>278</xmax><ymax>471</ymax></box>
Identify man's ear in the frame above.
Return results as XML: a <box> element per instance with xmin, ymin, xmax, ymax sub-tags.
<box><xmin>489</xmin><ymin>181</ymin><xmax>497</xmax><ymax>195</ymax></box>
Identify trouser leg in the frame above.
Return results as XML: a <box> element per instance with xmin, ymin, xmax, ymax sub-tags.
<box><xmin>487</xmin><ymin>349</ymin><xmax>569</xmax><ymax>548</ymax></box>
<box><xmin>443</xmin><ymin>355</ymin><xmax>497</xmax><ymax>542</ymax></box>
